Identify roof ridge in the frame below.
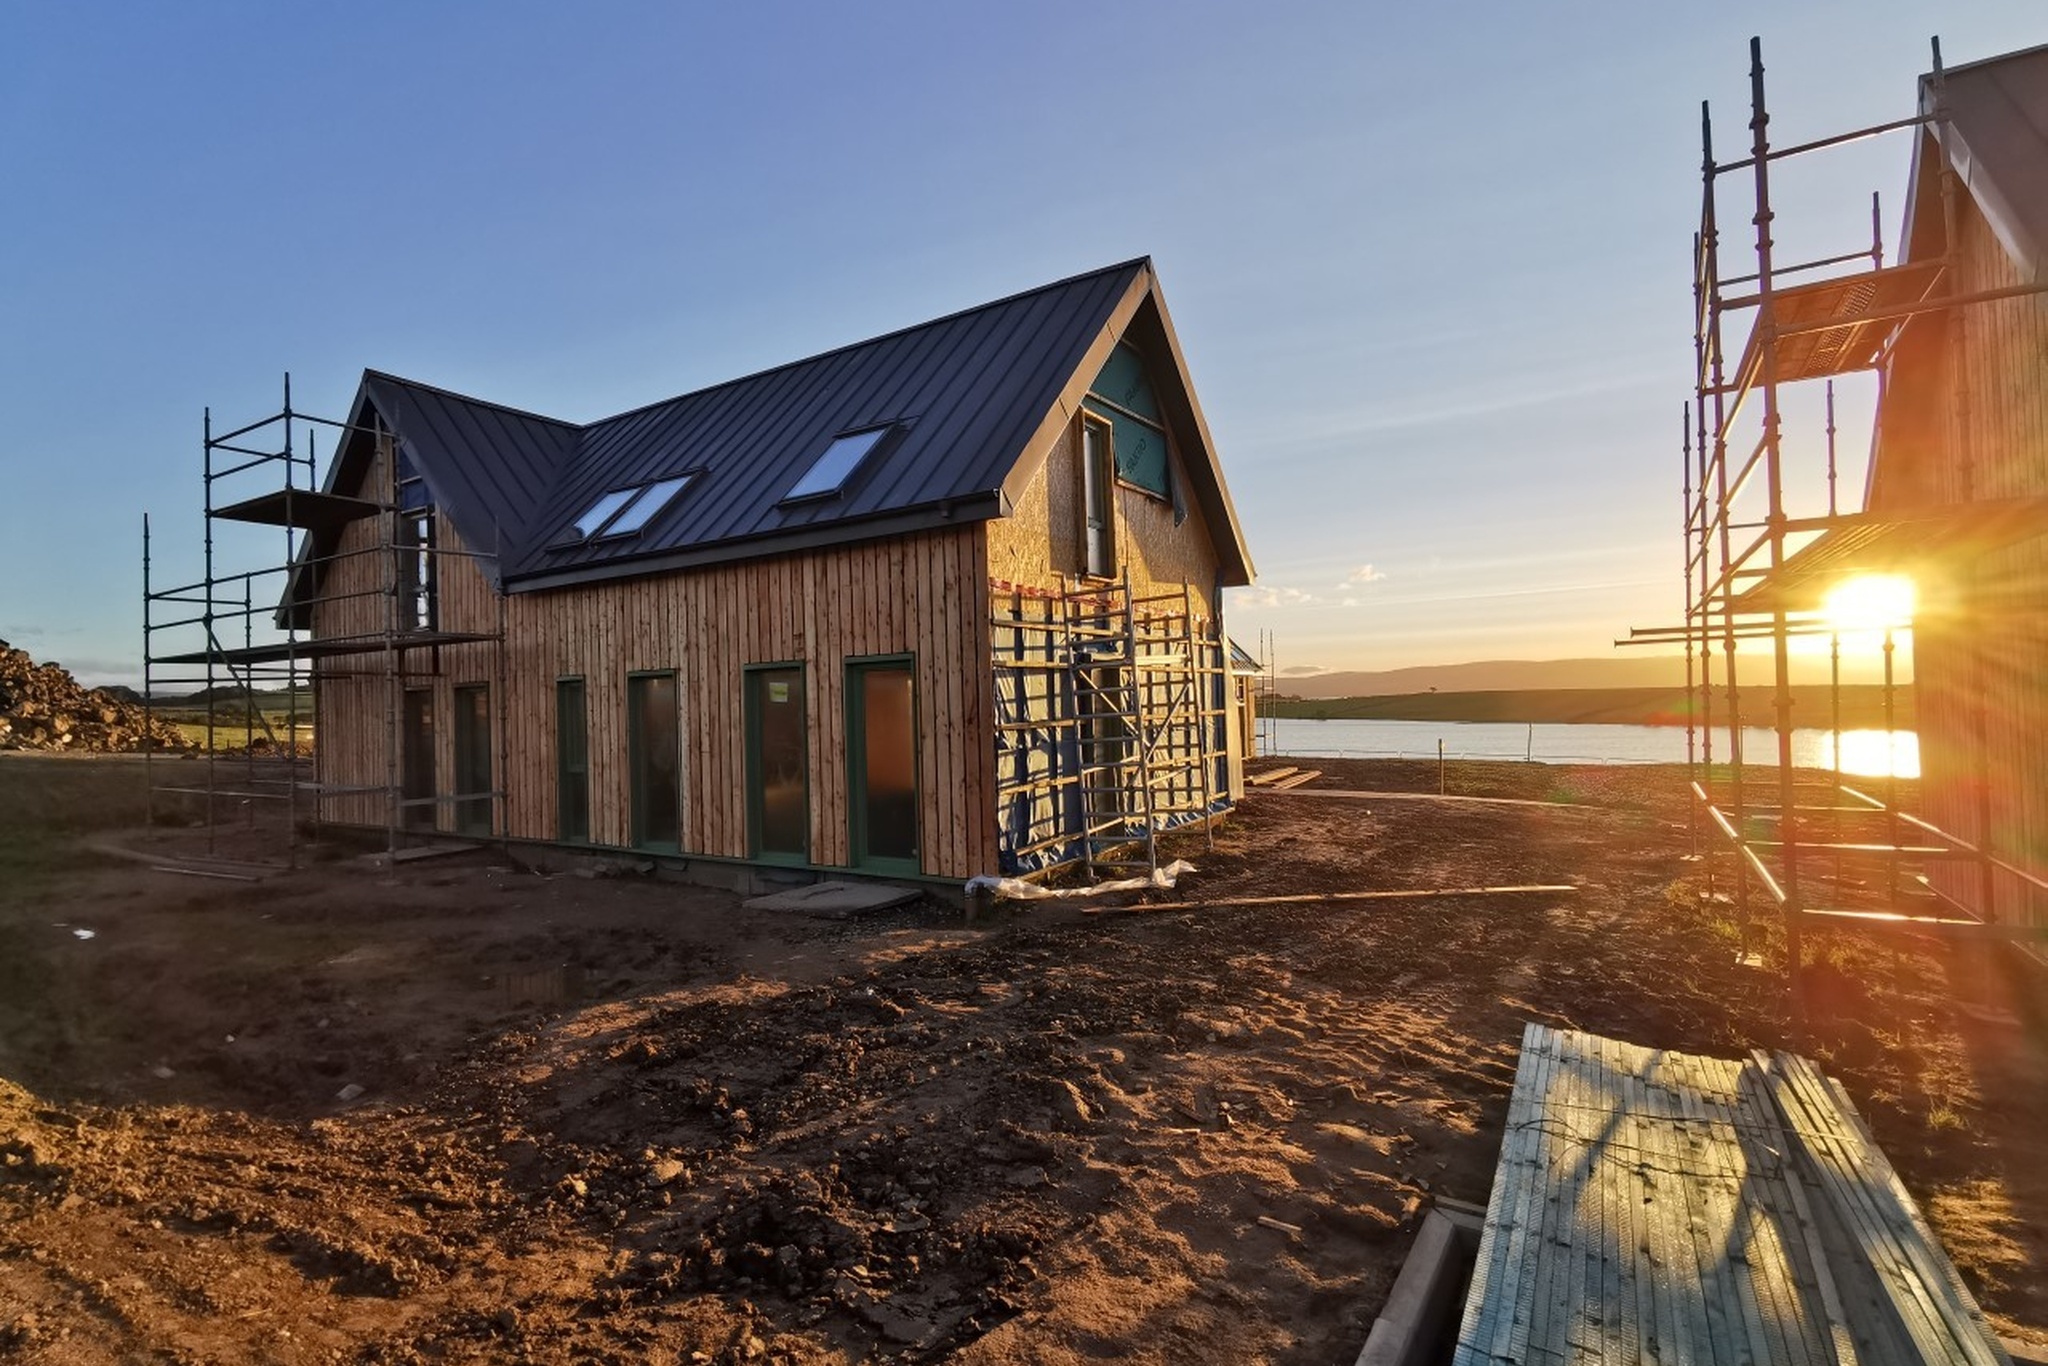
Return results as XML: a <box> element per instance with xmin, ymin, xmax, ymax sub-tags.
<box><xmin>585</xmin><ymin>257</ymin><xmax>1153</xmax><ymax>430</ymax></box>
<box><xmin>363</xmin><ymin>368</ymin><xmax>584</xmax><ymax>431</ymax></box>
<box><xmin>1922</xmin><ymin>39</ymin><xmax>2048</xmax><ymax>81</ymax></box>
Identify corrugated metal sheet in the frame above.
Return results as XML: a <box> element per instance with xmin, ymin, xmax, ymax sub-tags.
<box><xmin>330</xmin><ymin>259</ymin><xmax>1163</xmax><ymax>594</ymax></box>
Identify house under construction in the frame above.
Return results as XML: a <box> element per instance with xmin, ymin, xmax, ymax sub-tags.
<box><xmin>1628</xmin><ymin>39</ymin><xmax>2048</xmax><ymax>995</ymax></box>
<box><xmin>144</xmin><ymin>258</ymin><xmax>1257</xmax><ymax>886</ymax></box>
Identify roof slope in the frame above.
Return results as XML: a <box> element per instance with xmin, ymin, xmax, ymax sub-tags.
<box><xmin>510</xmin><ymin>259</ymin><xmax>1145</xmax><ymax>583</ymax></box>
<box><xmin>360</xmin><ymin>374</ymin><xmax>580</xmax><ymax>560</ymax></box>
<box><xmin>315</xmin><ymin>258</ymin><xmax>1251</xmax><ymax>596</ymax></box>
<box><xmin>1908</xmin><ymin>42</ymin><xmax>2048</xmax><ymax>279</ymax></box>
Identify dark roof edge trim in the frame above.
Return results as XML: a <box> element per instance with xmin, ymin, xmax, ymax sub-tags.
<box><xmin>587</xmin><ymin>257</ymin><xmax>1156</xmax><ymax>431</ymax></box>
<box><xmin>362</xmin><ymin>368</ymin><xmax>583</xmax><ymax>433</ymax></box>
<box><xmin>503</xmin><ymin>494</ymin><xmax>1004</xmax><ymax>594</ymax></box>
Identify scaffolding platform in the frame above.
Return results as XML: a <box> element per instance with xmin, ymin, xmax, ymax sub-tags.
<box><xmin>1621</xmin><ymin>39</ymin><xmax>2048</xmax><ymax>1006</ymax></box>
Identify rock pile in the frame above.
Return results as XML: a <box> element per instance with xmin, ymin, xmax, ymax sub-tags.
<box><xmin>0</xmin><ymin>640</ymin><xmax>186</xmax><ymax>753</ymax></box>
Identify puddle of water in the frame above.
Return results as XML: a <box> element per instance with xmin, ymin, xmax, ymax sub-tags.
<box><xmin>71</xmin><ymin>928</ymin><xmax>96</xmax><ymax>940</ymax></box>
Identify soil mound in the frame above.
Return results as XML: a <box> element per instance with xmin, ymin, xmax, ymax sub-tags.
<box><xmin>0</xmin><ymin>639</ymin><xmax>185</xmax><ymax>752</ymax></box>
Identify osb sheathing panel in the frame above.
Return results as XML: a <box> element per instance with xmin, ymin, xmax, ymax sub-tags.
<box><xmin>986</xmin><ymin>411</ymin><xmax>1223</xmax><ymax>616</ymax></box>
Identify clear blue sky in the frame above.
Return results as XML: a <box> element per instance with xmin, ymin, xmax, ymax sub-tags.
<box><xmin>3</xmin><ymin>2</ymin><xmax>2040</xmax><ymax>685</ymax></box>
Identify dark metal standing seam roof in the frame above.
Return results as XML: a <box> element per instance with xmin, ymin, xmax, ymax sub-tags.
<box><xmin>508</xmin><ymin>260</ymin><xmax>1141</xmax><ymax>582</ymax></box>
<box><xmin>360</xmin><ymin>374</ymin><xmax>580</xmax><ymax>563</ymax></box>
<box><xmin>299</xmin><ymin>256</ymin><xmax>1250</xmax><ymax>600</ymax></box>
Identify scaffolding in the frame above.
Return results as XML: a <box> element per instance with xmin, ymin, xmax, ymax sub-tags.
<box><xmin>1625</xmin><ymin>39</ymin><xmax>2048</xmax><ymax>1007</ymax></box>
<box><xmin>990</xmin><ymin>571</ymin><xmax>1230</xmax><ymax>879</ymax></box>
<box><xmin>142</xmin><ymin>376</ymin><xmax>507</xmax><ymax>866</ymax></box>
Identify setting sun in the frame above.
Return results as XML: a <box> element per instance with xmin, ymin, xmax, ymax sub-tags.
<box><xmin>1822</xmin><ymin>573</ymin><xmax>1916</xmax><ymax>633</ymax></box>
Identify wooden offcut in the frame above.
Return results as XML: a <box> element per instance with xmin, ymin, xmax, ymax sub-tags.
<box><xmin>1454</xmin><ymin>1024</ymin><xmax>2011</xmax><ymax>1366</ymax></box>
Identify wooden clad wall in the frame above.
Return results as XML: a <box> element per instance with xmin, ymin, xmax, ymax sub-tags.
<box><xmin>1901</xmin><ymin>197</ymin><xmax>2048</xmax><ymax>929</ymax></box>
<box><xmin>310</xmin><ymin>436</ymin><xmax>504</xmax><ymax>834</ymax></box>
<box><xmin>497</xmin><ymin>525</ymin><xmax>997</xmax><ymax>878</ymax></box>
<box><xmin>311</xmin><ymin>436</ymin><xmax>397</xmax><ymax>830</ymax></box>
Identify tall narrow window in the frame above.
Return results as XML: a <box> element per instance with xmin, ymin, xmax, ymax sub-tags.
<box><xmin>402</xmin><ymin>689</ymin><xmax>436</xmax><ymax>830</ymax></box>
<box><xmin>747</xmin><ymin>666</ymin><xmax>809</xmax><ymax>863</ymax></box>
<box><xmin>1082</xmin><ymin>415</ymin><xmax>1116</xmax><ymax>578</ymax></box>
<box><xmin>848</xmin><ymin>660</ymin><xmax>918</xmax><ymax>872</ymax></box>
<box><xmin>628</xmin><ymin>673</ymin><xmax>681</xmax><ymax>852</ymax></box>
<box><xmin>556</xmin><ymin>678</ymin><xmax>590</xmax><ymax>843</ymax></box>
<box><xmin>399</xmin><ymin>510</ymin><xmax>437</xmax><ymax>631</ymax></box>
<box><xmin>452</xmin><ymin>684</ymin><xmax>491</xmax><ymax>836</ymax></box>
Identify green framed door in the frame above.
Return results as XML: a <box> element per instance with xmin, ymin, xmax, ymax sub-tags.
<box><xmin>401</xmin><ymin>689</ymin><xmax>436</xmax><ymax>830</ymax></box>
<box><xmin>847</xmin><ymin>659</ymin><xmax>919</xmax><ymax>873</ymax></box>
<box><xmin>452</xmin><ymin>684</ymin><xmax>492</xmax><ymax>836</ymax></box>
<box><xmin>746</xmin><ymin>665</ymin><xmax>808</xmax><ymax>864</ymax></box>
<box><xmin>628</xmin><ymin>672</ymin><xmax>681</xmax><ymax>852</ymax></box>
<box><xmin>556</xmin><ymin>678</ymin><xmax>589</xmax><ymax>843</ymax></box>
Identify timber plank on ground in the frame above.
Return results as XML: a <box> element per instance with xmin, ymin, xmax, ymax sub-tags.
<box><xmin>1452</xmin><ymin>1026</ymin><xmax>2010</xmax><ymax>1366</ymax></box>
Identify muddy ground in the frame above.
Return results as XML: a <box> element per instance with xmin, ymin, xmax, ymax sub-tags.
<box><xmin>1</xmin><ymin>753</ymin><xmax>2043</xmax><ymax>1363</ymax></box>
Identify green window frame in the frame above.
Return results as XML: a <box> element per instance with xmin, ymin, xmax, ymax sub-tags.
<box><xmin>556</xmin><ymin>677</ymin><xmax>590</xmax><ymax>844</ymax></box>
<box><xmin>452</xmin><ymin>683</ymin><xmax>492</xmax><ymax>837</ymax></box>
<box><xmin>845</xmin><ymin>655</ymin><xmax>920</xmax><ymax>875</ymax></box>
<box><xmin>745</xmin><ymin>662</ymin><xmax>810</xmax><ymax>865</ymax></box>
<box><xmin>627</xmin><ymin>671</ymin><xmax>682</xmax><ymax>853</ymax></box>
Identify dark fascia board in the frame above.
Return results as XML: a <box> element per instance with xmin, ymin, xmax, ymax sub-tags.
<box><xmin>1141</xmin><ymin>262</ymin><xmax>1255</xmax><ymax>584</ymax></box>
<box><xmin>998</xmin><ymin>262</ymin><xmax>1256</xmax><ymax>586</ymax></box>
<box><xmin>504</xmin><ymin>492</ymin><xmax>1004</xmax><ymax>594</ymax></box>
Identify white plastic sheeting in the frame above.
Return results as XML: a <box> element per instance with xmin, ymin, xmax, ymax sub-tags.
<box><xmin>966</xmin><ymin>859</ymin><xmax>1197</xmax><ymax>902</ymax></box>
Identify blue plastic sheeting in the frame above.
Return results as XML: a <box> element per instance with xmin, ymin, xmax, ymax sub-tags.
<box><xmin>1085</xmin><ymin>343</ymin><xmax>1171</xmax><ymax>498</ymax></box>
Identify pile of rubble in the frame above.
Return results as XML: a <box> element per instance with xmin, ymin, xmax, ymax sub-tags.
<box><xmin>0</xmin><ymin>640</ymin><xmax>186</xmax><ymax>753</ymax></box>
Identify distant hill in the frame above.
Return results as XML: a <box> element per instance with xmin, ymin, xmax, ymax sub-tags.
<box><xmin>1277</xmin><ymin>654</ymin><xmax>1908</xmax><ymax>699</ymax></box>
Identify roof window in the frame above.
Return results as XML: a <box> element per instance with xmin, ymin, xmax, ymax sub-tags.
<box><xmin>569</xmin><ymin>474</ymin><xmax>695</xmax><ymax>541</ymax></box>
<box><xmin>784</xmin><ymin>426</ymin><xmax>891</xmax><ymax>501</ymax></box>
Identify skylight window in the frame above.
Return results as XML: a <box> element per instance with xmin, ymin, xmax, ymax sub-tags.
<box><xmin>784</xmin><ymin>426</ymin><xmax>891</xmax><ymax>501</ymax></box>
<box><xmin>602</xmin><ymin>475</ymin><xmax>692</xmax><ymax>536</ymax></box>
<box><xmin>572</xmin><ymin>488</ymin><xmax>639</xmax><ymax>539</ymax></box>
<box><xmin>568</xmin><ymin>474</ymin><xmax>696</xmax><ymax>542</ymax></box>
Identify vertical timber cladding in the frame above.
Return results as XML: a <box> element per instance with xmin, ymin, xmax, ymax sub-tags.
<box><xmin>307</xmin><ymin>433</ymin><xmax>507</xmax><ymax>837</ymax></box>
<box><xmin>1918</xmin><ymin>197</ymin><xmax>2048</xmax><ymax>929</ymax></box>
<box><xmin>494</xmin><ymin>524</ymin><xmax>997</xmax><ymax>878</ymax></box>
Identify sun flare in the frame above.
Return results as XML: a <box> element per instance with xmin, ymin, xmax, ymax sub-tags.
<box><xmin>1821</xmin><ymin>573</ymin><xmax>1915</xmax><ymax>633</ymax></box>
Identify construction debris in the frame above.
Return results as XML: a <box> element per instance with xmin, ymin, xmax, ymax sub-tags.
<box><xmin>0</xmin><ymin>640</ymin><xmax>184</xmax><ymax>753</ymax></box>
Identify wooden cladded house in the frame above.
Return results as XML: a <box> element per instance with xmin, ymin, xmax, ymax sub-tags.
<box><xmin>1862</xmin><ymin>45</ymin><xmax>2048</xmax><ymax>929</ymax></box>
<box><xmin>288</xmin><ymin>258</ymin><xmax>1255</xmax><ymax>886</ymax></box>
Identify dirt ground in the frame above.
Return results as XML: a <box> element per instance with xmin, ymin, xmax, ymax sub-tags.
<box><xmin>2</xmin><ymin>753</ymin><xmax>2043</xmax><ymax>1363</ymax></box>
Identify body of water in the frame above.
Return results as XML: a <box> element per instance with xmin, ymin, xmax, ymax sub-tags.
<box><xmin>1263</xmin><ymin>718</ymin><xmax>1919</xmax><ymax>778</ymax></box>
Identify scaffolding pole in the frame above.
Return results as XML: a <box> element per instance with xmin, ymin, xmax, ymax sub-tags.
<box><xmin>1626</xmin><ymin>38</ymin><xmax>2048</xmax><ymax>1018</ymax></box>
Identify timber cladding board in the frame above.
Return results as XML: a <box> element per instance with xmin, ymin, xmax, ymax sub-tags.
<box><xmin>1908</xmin><ymin>197</ymin><xmax>2048</xmax><ymax>930</ymax></box>
<box><xmin>1456</xmin><ymin>1025</ymin><xmax>2011</xmax><ymax>1366</ymax></box>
